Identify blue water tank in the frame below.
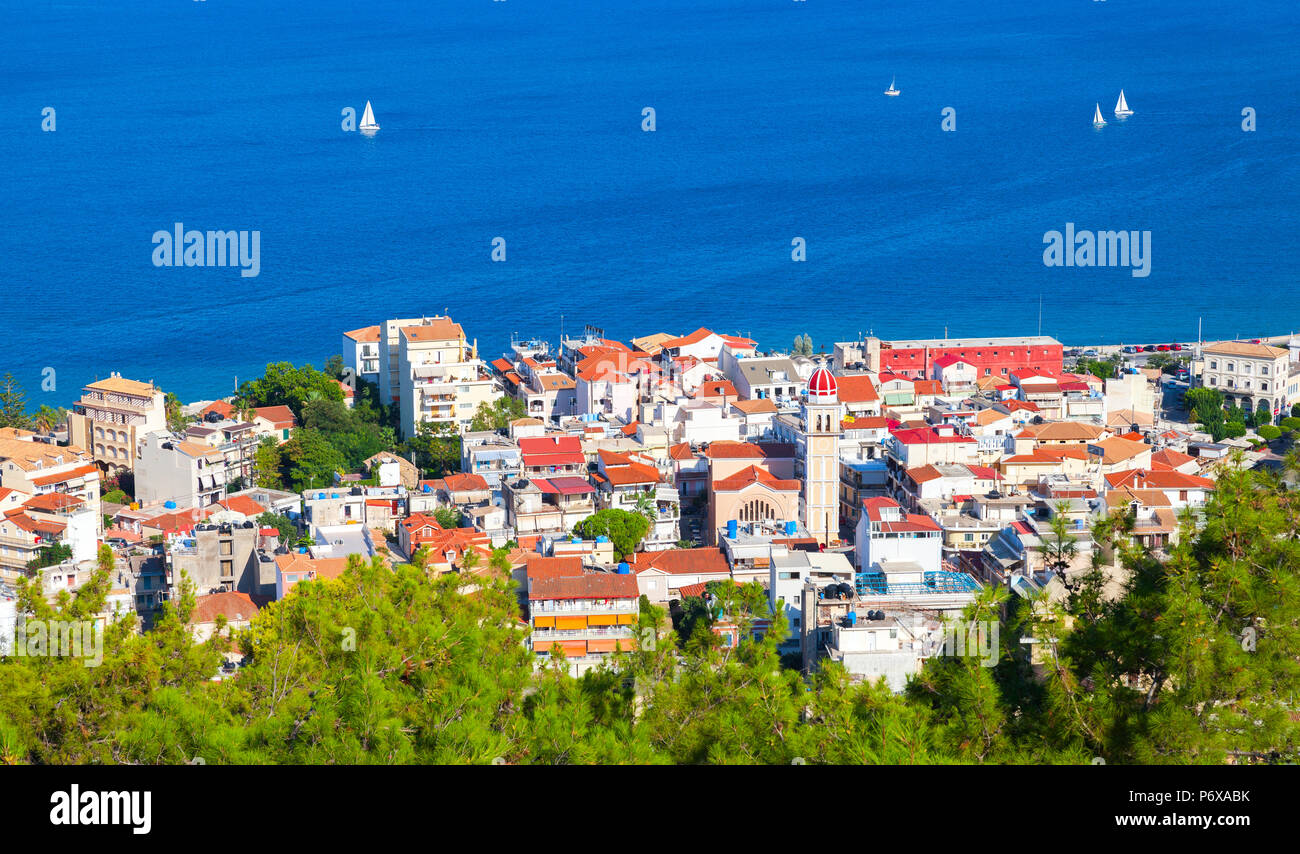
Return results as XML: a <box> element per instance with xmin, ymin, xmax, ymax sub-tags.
<box><xmin>298</xmin><ymin>546</ymin><xmax>307</xmax><ymax>554</ymax></box>
<box><xmin>785</xmin><ymin>520</ymin><xmax>797</xmax><ymax>535</ymax></box>
<box><xmin>571</xmin><ymin>536</ymin><xmax>581</xmax><ymax>544</ymax></box>
<box><xmin>616</xmin><ymin>562</ymin><xmax>630</xmax><ymax>574</ymax></box>
<box><xmin>163</xmin><ymin>500</ymin><xmax>176</xmax><ymax>510</ymax></box>
<box><xmin>595</xmin><ymin>535</ymin><xmax>609</xmax><ymax>543</ymax></box>
<box><xmin>846</xmin><ymin>612</ymin><xmax>858</xmax><ymax>626</ymax></box>
<box><xmin>727</xmin><ymin>519</ymin><xmax>738</xmax><ymax>538</ymax></box>
<box><xmin>317</xmin><ymin>493</ymin><xmax>325</xmax><ymax>499</ymax></box>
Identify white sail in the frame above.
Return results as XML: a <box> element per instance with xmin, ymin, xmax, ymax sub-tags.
<box><xmin>1114</xmin><ymin>89</ymin><xmax>1133</xmax><ymax>116</ymax></box>
<box><xmin>360</xmin><ymin>100</ymin><xmax>379</xmax><ymax>130</ymax></box>
<box><xmin>1093</xmin><ymin>103</ymin><xmax>1106</xmax><ymax>126</ymax></box>
<box><xmin>884</xmin><ymin>75</ymin><xmax>900</xmax><ymax>96</ymax></box>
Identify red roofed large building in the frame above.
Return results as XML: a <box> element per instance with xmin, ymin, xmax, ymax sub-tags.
<box><xmin>867</xmin><ymin>335</ymin><xmax>1063</xmax><ymax>382</ymax></box>
<box><xmin>519</xmin><ymin>435</ymin><xmax>586</xmax><ymax>478</ymax></box>
<box><xmin>703</xmin><ymin>441</ymin><xmax>799</xmax><ymax>545</ymax></box>
<box><xmin>527</xmin><ymin>561</ymin><xmax>640</xmax><ymax>675</ymax></box>
<box><xmin>629</xmin><ymin>547</ymin><xmax>730</xmax><ymax>604</ymax></box>
<box><xmin>1103</xmin><ymin>467</ymin><xmax>1215</xmax><ymax>508</ymax></box>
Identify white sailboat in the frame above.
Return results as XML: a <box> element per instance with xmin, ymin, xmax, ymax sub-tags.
<box><xmin>1114</xmin><ymin>89</ymin><xmax>1133</xmax><ymax>117</ymax></box>
<box><xmin>1093</xmin><ymin>103</ymin><xmax>1107</xmax><ymax>127</ymax></box>
<box><xmin>884</xmin><ymin>76</ymin><xmax>900</xmax><ymax>96</ymax></box>
<box><xmin>360</xmin><ymin>100</ymin><xmax>380</xmax><ymax>133</ymax></box>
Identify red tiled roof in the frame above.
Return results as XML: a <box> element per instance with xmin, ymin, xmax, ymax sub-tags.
<box><xmin>695</xmin><ymin>380</ymin><xmax>738</xmax><ymax>399</ymax></box>
<box><xmin>441</xmin><ymin>472</ymin><xmax>490</xmax><ymax>493</ymax></box>
<box><xmin>713</xmin><ymin>465</ymin><xmax>801</xmax><ymax>492</ymax></box>
<box><xmin>912</xmin><ymin>380</ymin><xmax>943</xmax><ymax>396</ymax></box>
<box><xmin>190</xmin><ymin>591</ymin><xmax>261</xmax><ymax>625</ymax></box>
<box><xmin>30</xmin><ymin>463</ymin><xmax>99</xmax><ymax>487</ymax></box>
<box><xmin>1103</xmin><ymin>468</ymin><xmax>1215</xmax><ymax>491</ymax></box>
<box><xmin>890</xmin><ymin>428</ymin><xmax>975</xmax><ymax>445</ymax></box>
<box><xmin>603</xmin><ymin>462</ymin><xmax>660</xmax><ymax>486</ymax></box>
<box><xmin>630</xmin><ymin>548</ymin><xmax>729</xmax><ymax>576</ymax></box>
<box><xmin>703</xmin><ymin>441</ymin><xmax>796</xmax><ymax>459</ymax></box>
<box><xmin>860</xmin><ymin>497</ymin><xmax>941</xmax><ymax>533</ymax></box>
<box><xmin>526</xmin><ymin>555</ymin><xmax>585</xmax><ymax>580</ymax></box>
<box><xmin>528</xmin><ymin>571</ymin><xmax>640</xmax><ymax>601</ymax></box>
<box><xmin>836</xmin><ymin>375</ymin><xmax>879</xmax><ymax>403</ymax></box>
<box><xmin>253</xmin><ymin>405</ymin><xmax>296</xmax><ymax>428</ymax></box>
<box><xmin>21</xmin><ymin>493</ymin><xmax>85</xmax><ymax>512</ymax></box>
<box><xmin>217</xmin><ymin>495</ymin><xmax>266</xmax><ymax>517</ymax></box>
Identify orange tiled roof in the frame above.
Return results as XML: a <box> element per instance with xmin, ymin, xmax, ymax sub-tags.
<box><xmin>712</xmin><ymin>465</ymin><xmax>801</xmax><ymax>492</ymax></box>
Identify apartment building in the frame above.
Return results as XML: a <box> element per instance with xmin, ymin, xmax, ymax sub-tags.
<box><xmin>397</xmin><ymin>316</ymin><xmax>501</xmax><ymax>438</ymax></box>
<box><xmin>66</xmin><ymin>375</ymin><xmax>167</xmax><ymax>474</ymax></box>
<box><xmin>342</xmin><ymin>324</ymin><xmax>382</xmax><ymax>386</ymax></box>
<box><xmin>168</xmin><ymin>520</ymin><xmax>279</xmax><ymax>596</ymax></box>
<box><xmin>0</xmin><ymin>431</ymin><xmax>102</xmax><ymax>522</ymax></box>
<box><xmin>526</xmin><ymin>559</ymin><xmax>639</xmax><ymax>676</ymax></box>
<box><xmin>136</xmin><ymin>433</ymin><xmax>227</xmax><ymax>509</ymax></box>
<box><xmin>1194</xmin><ymin>341</ymin><xmax>1290</xmax><ymax>419</ymax></box>
<box><xmin>855</xmin><ymin>496</ymin><xmax>942</xmax><ymax>575</ymax></box>
<box><xmin>836</xmin><ymin>335</ymin><xmax>1064</xmax><ymax>381</ymax></box>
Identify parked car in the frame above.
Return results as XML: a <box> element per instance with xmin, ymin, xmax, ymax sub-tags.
<box><xmin>1143</xmin><ymin>345</ymin><xmax>1156</xmax><ymax>352</ymax></box>
<box><xmin>1156</xmin><ymin>345</ymin><xmax>1170</xmax><ymax>352</ymax></box>
<box><xmin>1171</xmin><ymin>343</ymin><xmax>1182</xmax><ymax>351</ymax></box>
<box><xmin>1122</xmin><ymin>345</ymin><xmax>1137</xmax><ymax>353</ymax></box>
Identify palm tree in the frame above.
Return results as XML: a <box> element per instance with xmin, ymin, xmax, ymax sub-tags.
<box><xmin>32</xmin><ymin>404</ymin><xmax>66</xmax><ymax>432</ymax></box>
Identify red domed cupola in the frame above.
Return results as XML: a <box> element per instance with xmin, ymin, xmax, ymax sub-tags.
<box><xmin>807</xmin><ymin>366</ymin><xmax>838</xmax><ymax>399</ymax></box>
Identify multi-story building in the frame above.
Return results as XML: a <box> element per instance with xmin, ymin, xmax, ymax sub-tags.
<box><xmin>1194</xmin><ymin>341</ymin><xmax>1291</xmax><ymax>420</ymax></box>
<box><xmin>136</xmin><ymin>433</ymin><xmax>227</xmax><ymax>509</ymax></box>
<box><xmin>342</xmin><ymin>324</ymin><xmax>382</xmax><ymax>387</ymax></box>
<box><xmin>855</xmin><ymin>496</ymin><xmax>942</xmax><ymax>576</ymax></box>
<box><xmin>460</xmin><ymin>433</ymin><xmax>522</xmax><ymax>489</ymax></box>
<box><xmin>504</xmin><ymin>476</ymin><xmax>597</xmax><ymax>538</ymax></box>
<box><xmin>397</xmin><ymin>316</ymin><xmax>501</xmax><ymax>438</ymax></box>
<box><xmin>526</xmin><ymin>560</ymin><xmax>639</xmax><ymax>676</ymax></box>
<box><xmin>168</xmin><ymin>520</ymin><xmax>278</xmax><ymax>597</ymax></box>
<box><xmin>66</xmin><ymin>375</ymin><xmax>167</xmax><ymax>474</ymax></box>
<box><xmin>835</xmin><ymin>335</ymin><xmax>1063</xmax><ymax>382</ymax></box>
<box><xmin>593</xmin><ymin>450</ymin><xmax>679</xmax><ymax>549</ymax></box>
<box><xmin>0</xmin><ymin>431</ymin><xmax>102</xmax><ymax>527</ymax></box>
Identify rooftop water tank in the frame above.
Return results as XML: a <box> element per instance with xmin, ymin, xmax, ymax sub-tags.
<box><xmin>785</xmin><ymin>520</ymin><xmax>797</xmax><ymax>535</ymax></box>
<box><xmin>846</xmin><ymin>611</ymin><xmax>857</xmax><ymax>627</ymax></box>
<box><xmin>727</xmin><ymin>519</ymin><xmax>738</xmax><ymax>539</ymax></box>
<box><xmin>595</xmin><ymin>535</ymin><xmax>609</xmax><ymax>544</ymax></box>
<box><xmin>163</xmin><ymin>500</ymin><xmax>177</xmax><ymax>510</ymax></box>
<box><xmin>616</xmin><ymin>562</ymin><xmax>631</xmax><ymax>574</ymax></box>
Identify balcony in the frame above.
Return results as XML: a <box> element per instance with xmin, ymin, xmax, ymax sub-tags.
<box><xmin>530</xmin><ymin>627</ymin><xmax>637</xmax><ymax>641</ymax></box>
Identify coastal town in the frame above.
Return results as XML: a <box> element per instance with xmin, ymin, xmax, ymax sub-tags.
<box><xmin>3</xmin><ymin>317</ymin><xmax>1297</xmax><ymax>689</ymax></box>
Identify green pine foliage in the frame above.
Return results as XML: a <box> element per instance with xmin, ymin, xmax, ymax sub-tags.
<box><xmin>1</xmin><ymin>469</ymin><xmax>1297</xmax><ymax>765</ymax></box>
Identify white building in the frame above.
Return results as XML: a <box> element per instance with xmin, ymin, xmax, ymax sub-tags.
<box><xmin>855</xmin><ymin>496</ymin><xmax>942</xmax><ymax>574</ymax></box>
<box><xmin>342</xmin><ymin>324</ymin><xmax>382</xmax><ymax>386</ymax></box>
<box><xmin>397</xmin><ymin>316</ymin><xmax>501</xmax><ymax>439</ymax></box>
<box><xmin>1195</xmin><ymin>341</ymin><xmax>1291</xmax><ymax>419</ymax></box>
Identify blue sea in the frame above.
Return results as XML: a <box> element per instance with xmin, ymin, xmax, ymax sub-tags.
<box><xmin>4</xmin><ymin>0</ymin><xmax>1298</xmax><ymax>405</ymax></box>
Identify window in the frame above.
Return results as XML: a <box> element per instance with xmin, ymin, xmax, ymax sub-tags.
<box><xmin>220</xmin><ymin>541</ymin><xmax>232</xmax><ymax>556</ymax></box>
<box><xmin>1261</xmin><ymin>365</ymin><xmax>1269</xmax><ymax>375</ymax></box>
<box><xmin>1209</xmin><ymin>361</ymin><xmax>1217</xmax><ymax>369</ymax></box>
